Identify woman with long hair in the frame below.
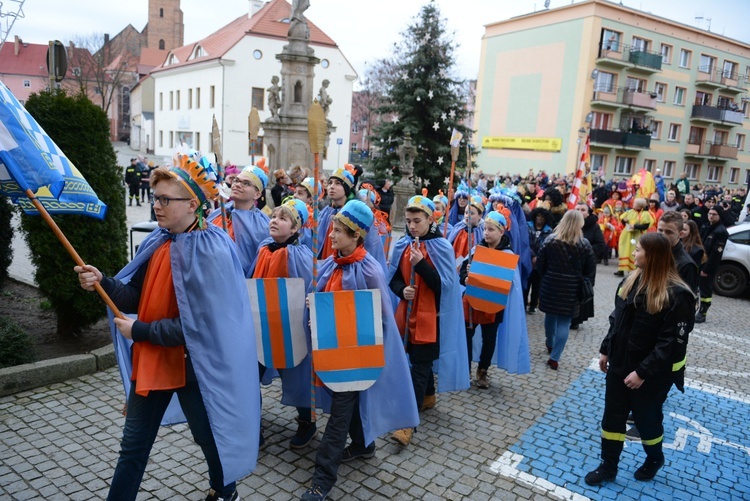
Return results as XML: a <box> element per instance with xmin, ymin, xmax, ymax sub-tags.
<box><xmin>680</xmin><ymin>219</ymin><xmax>705</xmax><ymax>266</ymax></box>
<box><xmin>585</xmin><ymin>233</ymin><xmax>695</xmax><ymax>486</ymax></box>
<box><xmin>537</xmin><ymin>210</ymin><xmax>596</xmax><ymax>370</ymax></box>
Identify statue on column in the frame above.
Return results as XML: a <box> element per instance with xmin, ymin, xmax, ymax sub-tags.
<box><xmin>267</xmin><ymin>75</ymin><xmax>281</xmax><ymax>121</ymax></box>
<box><xmin>397</xmin><ymin>132</ymin><xmax>416</xmax><ymax>185</ymax></box>
<box><xmin>318</xmin><ymin>79</ymin><xmax>332</xmax><ymax>119</ymax></box>
<box><xmin>289</xmin><ymin>0</ymin><xmax>311</xmax><ymax>40</ymax></box>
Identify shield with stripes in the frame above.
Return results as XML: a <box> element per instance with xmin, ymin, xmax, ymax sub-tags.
<box><xmin>465</xmin><ymin>246</ymin><xmax>520</xmax><ymax>314</ymax></box>
<box><xmin>308</xmin><ymin>289</ymin><xmax>384</xmax><ymax>392</ymax></box>
<box><xmin>246</xmin><ymin>278</ymin><xmax>308</xmax><ymax>369</ymax></box>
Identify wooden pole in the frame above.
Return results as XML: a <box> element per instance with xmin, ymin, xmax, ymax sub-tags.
<box><xmin>443</xmin><ymin>131</ymin><xmax>462</xmax><ymax>237</ymax></box>
<box><xmin>25</xmin><ymin>189</ymin><xmax>123</xmax><ymax>319</ymax></box>
<box><xmin>211</xmin><ymin>115</ymin><xmax>228</xmax><ymax>232</ymax></box>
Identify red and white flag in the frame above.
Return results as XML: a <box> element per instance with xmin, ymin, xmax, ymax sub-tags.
<box><xmin>567</xmin><ymin>136</ymin><xmax>590</xmax><ymax>209</ymax></box>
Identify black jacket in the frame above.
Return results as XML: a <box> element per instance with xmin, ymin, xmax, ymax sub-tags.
<box><xmin>672</xmin><ymin>241</ymin><xmax>698</xmax><ymax>294</ymax></box>
<box><xmin>699</xmin><ymin>221</ymin><xmax>729</xmax><ymax>275</ymax></box>
<box><xmin>601</xmin><ymin>279</ymin><xmax>695</xmax><ymax>391</ymax></box>
<box><xmin>376</xmin><ymin>186</ymin><xmax>395</xmax><ymax>215</ymax></box>
<box><xmin>537</xmin><ymin>238</ymin><xmax>596</xmax><ymax>317</ymax></box>
<box><xmin>582</xmin><ymin>213</ymin><xmax>606</xmax><ymax>261</ymax></box>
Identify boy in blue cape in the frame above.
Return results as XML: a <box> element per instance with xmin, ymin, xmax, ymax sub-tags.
<box><xmin>387</xmin><ymin>196</ymin><xmax>469</xmax><ymax>447</ymax></box>
<box><xmin>207</xmin><ymin>165</ymin><xmax>270</xmax><ymax>276</ymax></box>
<box><xmin>75</xmin><ymin>158</ymin><xmax>259</xmax><ymax>501</ymax></box>
<box><xmin>448</xmin><ymin>195</ymin><xmax>486</xmax><ymax>266</ymax></box>
<box><xmin>301</xmin><ymin>200</ymin><xmax>418</xmax><ymax>501</ymax></box>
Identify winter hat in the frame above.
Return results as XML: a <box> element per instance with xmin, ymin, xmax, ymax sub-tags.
<box><xmin>334</xmin><ymin>200</ymin><xmax>374</xmax><ymax>235</ymax></box>
<box><xmin>406</xmin><ymin>195</ymin><xmax>435</xmax><ymax>217</ymax></box>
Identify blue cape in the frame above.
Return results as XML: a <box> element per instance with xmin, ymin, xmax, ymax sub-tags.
<box><xmin>388</xmin><ymin>234</ymin><xmax>470</xmax><ymax>393</ymax></box>
<box><xmin>507</xmin><ymin>202</ymin><xmax>533</xmax><ymax>290</ymax></box>
<box><xmin>448</xmin><ymin>201</ymin><xmax>466</xmax><ymax>226</ymax></box>
<box><xmin>465</xmin><ymin>248</ymin><xmax>531</xmax><ymax>374</ymax></box>
<box><xmin>108</xmin><ymin>225</ymin><xmax>260</xmax><ymax>484</ymax></box>
<box><xmin>318</xmin><ymin>205</ymin><xmax>387</xmax><ymax>273</ymax></box>
<box><xmin>250</xmin><ymin>237</ymin><xmax>323</xmax><ymax>409</ymax></box>
<box><xmin>208</xmin><ymin>202</ymin><xmax>270</xmax><ymax>277</ymax></box>
<box><xmin>313</xmin><ymin>253</ymin><xmax>420</xmax><ymax>444</ymax></box>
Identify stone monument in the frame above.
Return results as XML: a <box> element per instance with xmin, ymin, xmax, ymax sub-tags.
<box><xmin>390</xmin><ymin>133</ymin><xmax>418</xmax><ymax>231</ymax></box>
<box><xmin>262</xmin><ymin>0</ymin><xmax>334</xmax><ymax>171</ymax></box>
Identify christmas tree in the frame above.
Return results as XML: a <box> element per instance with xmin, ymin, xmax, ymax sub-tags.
<box><xmin>367</xmin><ymin>1</ymin><xmax>472</xmax><ymax>196</ymax></box>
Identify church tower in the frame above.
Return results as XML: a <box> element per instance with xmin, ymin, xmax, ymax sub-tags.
<box><xmin>146</xmin><ymin>0</ymin><xmax>184</xmax><ymax>51</ymax></box>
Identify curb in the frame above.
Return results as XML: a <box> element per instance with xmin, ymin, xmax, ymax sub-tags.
<box><xmin>0</xmin><ymin>344</ymin><xmax>116</xmax><ymax>397</ymax></box>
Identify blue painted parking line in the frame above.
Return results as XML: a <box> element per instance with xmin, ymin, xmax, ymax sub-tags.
<box><xmin>491</xmin><ymin>362</ymin><xmax>750</xmax><ymax>500</ymax></box>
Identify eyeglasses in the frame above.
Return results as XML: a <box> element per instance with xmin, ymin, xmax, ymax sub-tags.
<box><xmin>233</xmin><ymin>179</ymin><xmax>255</xmax><ymax>188</ymax></box>
<box><xmin>150</xmin><ymin>195</ymin><xmax>193</xmax><ymax>206</ymax></box>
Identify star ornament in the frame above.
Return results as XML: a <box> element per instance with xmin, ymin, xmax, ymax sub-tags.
<box><xmin>428</xmin><ymin>90</ymin><xmax>434</xmax><ymax>99</ymax></box>
<box><xmin>441</xmin><ymin>112</ymin><xmax>447</xmax><ymax>121</ymax></box>
<box><xmin>436</xmin><ymin>156</ymin><xmax>444</xmax><ymax>165</ymax></box>
<box><xmin>433</xmin><ymin>122</ymin><xmax>440</xmax><ymax>131</ymax></box>
<box><xmin>391</xmin><ymin>115</ymin><xmax>400</xmax><ymax>124</ymax></box>
<box><xmin>401</xmin><ymin>73</ymin><xmax>409</xmax><ymax>81</ymax></box>
<box><xmin>424</xmin><ymin>179</ymin><xmax>431</xmax><ymax>187</ymax></box>
<box><xmin>449</xmin><ymin>109</ymin><xmax>456</xmax><ymax>119</ymax></box>
<box><xmin>444</xmin><ymin>177</ymin><xmax>450</xmax><ymax>186</ymax></box>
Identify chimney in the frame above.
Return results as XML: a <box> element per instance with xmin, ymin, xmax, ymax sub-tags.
<box><xmin>104</xmin><ymin>33</ymin><xmax>110</xmax><ymax>45</ymax></box>
<box><xmin>14</xmin><ymin>35</ymin><xmax>21</xmax><ymax>55</ymax></box>
<box><xmin>249</xmin><ymin>0</ymin><xmax>264</xmax><ymax>18</ymax></box>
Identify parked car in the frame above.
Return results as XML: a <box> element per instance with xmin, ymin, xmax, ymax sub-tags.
<box><xmin>714</xmin><ymin>222</ymin><xmax>750</xmax><ymax>297</ymax></box>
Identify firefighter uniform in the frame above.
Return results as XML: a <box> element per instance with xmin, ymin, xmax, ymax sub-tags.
<box><xmin>697</xmin><ymin>213</ymin><xmax>729</xmax><ymax>322</ymax></box>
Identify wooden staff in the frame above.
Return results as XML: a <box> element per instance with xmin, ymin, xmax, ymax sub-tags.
<box><xmin>307</xmin><ymin>99</ymin><xmax>327</xmax><ymax>419</ymax></box>
<box><xmin>465</xmin><ymin>144</ymin><xmax>474</xmax><ymax>329</ymax></box>
<box><xmin>25</xmin><ymin>189</ymin><xmax>123</xmax><ymax>319</ymax></box>
<box><xmin>211</xmin><ymin>115</ymin><xmax>228</xmax><ymax>232</ymax></box>
<box><xmin>404</xmin><ymin>236</ymin><xmax>419</xmax><ymax>350</ymax></box>
<box><xmin>443</xmin><ymin>132</ymin><xmax>462</xmax><ymax>237</ymax></box>
<box><xmin>248</xmin><ymin>107</ymin><xmax>261</xmax><ymax>166</ymax></box>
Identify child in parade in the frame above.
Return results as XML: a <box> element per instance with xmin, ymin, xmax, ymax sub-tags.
<box><xmin>432</xmin><ymin>193</ymin><xmax>452</xmax><ymax>236</ymax></box>
<box><xmin>448</xmin><ymin>195</ymin><xmax>485</xmax><ymax>265</ymax></box>
<box><xmin>301</xmin><ymin>200</ymin><xmax>419</xmax><ymax>501</ymax></box>
<box><xmin>387</xmin><ymin>196</ymin><xmax>469</xmax><ymax>446</ymax></box>
<box><xmin>598</xmin><ymin>205</ymin><xmax>623</xmax><ymax>265</ymax></box>
<box><xmin>208</xmin><ymin>165</ymin><xmax>270</xmax><ymax>276</ymax></box>
<box><xmin>358</xmin><ymin>183</ymin><xmax>392</xmax><ymax>257</ymax></box>
<box><xmin>294</xmin><ymin>176</ymin><xmax>322</xmax><ymax>251</ymax></box>
<box><xmin>250</xmin><ymin>198</ymin><xmax>318</xmax><ymax>449</ymax></box>
<box><xmin>318</xmin><ymin>167</ymin><xmax>387</xmax><ymax>271</ymax></box>
<box><xmin>74</xmin><ymin>158</ymin><xmax>260</xmax><ymax>501</ymax></box>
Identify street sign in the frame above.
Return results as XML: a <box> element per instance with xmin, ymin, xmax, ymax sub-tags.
<box><xmin>336</xmin><ymin>138</ymin><xmax>343</xmax><ymax>145</ymax></box>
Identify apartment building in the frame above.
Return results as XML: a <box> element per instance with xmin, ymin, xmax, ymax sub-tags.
<box><xmin>475</xmin><ymin>0</ymin><xmax>750</xmax><ymax>187</ymax></box>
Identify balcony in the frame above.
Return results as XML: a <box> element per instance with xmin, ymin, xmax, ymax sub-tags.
<box><xmin>696</xmin><ymin>67</ymin><xmax>746</xmax><ymax>93</ymax></box>
<box><xmin>589</xmin><ymin>128</ymin><xmax>651</xmax><ymax>150</ymax></box>
<box><xmin>627</xmin><ymin>49</ymin><xmax>663</xmax><ymax>72</ymax></box>
<box><xmin>621</xmin><ymin>89</ymin><xmax>657</xmax><ymax>109</ymax></box>
<box><xmin>721</xmin><ymin>109</ymin><xmax>745</xmax><ymax>124</ymax></box>
<box><xmin>685</xmin><ymin>141</ymin><xmax>738</xmax><ymax>160</ymax></box>
<box><xmin>691</xmin><ymin>103</ymin><xmax>745</xmax><ymax>126</ymax></box>
<box><xmin>595</xmin><ymin>43</ymin><xmax>662</xmax><ymax>73</ymax></box>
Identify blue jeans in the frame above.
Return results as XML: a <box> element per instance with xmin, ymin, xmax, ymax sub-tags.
<box><xmin>544</xmin><ymin>314</ymin><xmax>572</xmax><ymax>362</ymax></box>
<box><xmin>107</xmin><ymin>382</ymin><xmax>234</xmax><ymax>501</ymax></box>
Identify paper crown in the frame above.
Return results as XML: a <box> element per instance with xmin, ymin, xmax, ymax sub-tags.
<box><xmin>280</xmin><ymin>198</ymin><xmax>309</xmax><ymax>228</ymax></box>
<box><xmin>335</xmin><ymin>199</ymin><xmax>373</xmax><ymax>235</ymax></box>
<box><xmin>358</xmin><ymin>188</ymin><xmax>376</xmax><ymax>205</ymax></box>
<box><xmin>330</xmin><ymin>166</ymin><xmax>355</xmax><ymax>189</ymax></box>
<box><xmin>239</xmin><ymin>165</ymin><xmax>268</xmax><ymax>191</ymax></box>
<box><xmin>469</xmin><ymin>195</ymin><xmax>485</xmax><ymax>214</ymax></box>
<box><xmin>406</xmin><ymin>195</ymin><xmax>435</xmax><ymax>217</ymax></box>
<box><xmin>300</xmin><ymin>176</ymin><xmax>323</xmax><ymax>198</ymax></box>
<box><xmin>455</xmin><ymin>180</ymin><xmax>470</xmax><ymax>199</ymax></box>
<box><xmin>432</xmin><ymin>194</ymin><xmax>448</xmax><ymax>207</ymax></box>
<box><xmin>485</xmin><ymin>211</ymin><xmax>507</xmax><ymax>230</ymax></box>
<box><xmin>169</xmin><ymin>155</ymin><xmax>219</xmax><ymax>204</ymax></box>
<box><xmin>359</xmin><ymin>183</ymin><xmax>381</xmax><ymax>206</ymax></box>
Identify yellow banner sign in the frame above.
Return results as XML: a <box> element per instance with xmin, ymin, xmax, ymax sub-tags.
<box><xmin>482</xmin><ymin>136</ymin><xmax>563</xmax><ymax>152</ymax></box>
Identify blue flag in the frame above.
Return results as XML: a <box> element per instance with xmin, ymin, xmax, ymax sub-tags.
<box><xmin>0</xmin><ymin>82</ymin><xmax>107</xmax><ymax>219</ymax></box>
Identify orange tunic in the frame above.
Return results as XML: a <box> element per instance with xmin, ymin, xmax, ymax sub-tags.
<box><xmin>394</xmin><ymin>242</ymin><xmax>438</xmax><ymax>344</ymax></box>
<box><xmin>253</xmin><ymin>246</ymin><xmax>289</xmax><ymax>279</ymax></box>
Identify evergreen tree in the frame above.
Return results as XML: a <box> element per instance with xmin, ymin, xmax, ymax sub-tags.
<box><xmin>368</xmin><ymin>1</ymin><xmax>472</xmax><ymax>195</ymax></box>
<box><xmin>21</xmin><ymin>90</ymin><xmax>127</xmax><ymax>336</ymax></box>
<box><xmin>0</xmin><ymin>195</ymin><xmax>13</xmax><ymax>283</ymax></box>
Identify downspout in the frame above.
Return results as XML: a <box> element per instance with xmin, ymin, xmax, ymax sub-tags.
<box><xmin>219</xmin><ymin>59</ymin><xmax>226</xmax><ymax>157</ymax></box>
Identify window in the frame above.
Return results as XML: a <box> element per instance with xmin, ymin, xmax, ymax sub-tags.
<box><xmin>663</xmin><ymin>160</ymin><xmax>675</xmax><ymax>178</ymax></box>
<box><xmin>193</xmin><ymin>46</ymin><xmax>205</xmax><ymax>59</ymax></box>
<box><xmin>159</xmin><ymin>39</ymin><xmax>165</xmax><ymax>51</ymax></box>
<box><xmin>188</xmin><ymin>89</ymin><xmax>193</xmax><ymax>109</ymax></box>
<box><xmin>602</xmin><ymin>29</ymin><xmax>621</xmax><ymax>52</ymax></box>
<box><xmin>159</xmin><ymin>92</ymin><xmax>163</xmax><ymax>111</ymax></box>
<box><xmin>251</xmin><ymin>87</ymin><xmax>264</xmax><ymax>110</ymax></box>
<box><xmin>159</xmin><ymin>130</ymin><xmax>163</xmax><ymax>147</ymax></box>
<box><xmin>695</xmin><ymin>91</ymin><xmax>712</xmax><ymax>106</ymax></box>
<box><xmin>210</xmin><ymin>85</ymin><xmax>215</xmax><ymax>108</ymax></box>
<box><xmin>660</xmin><ymin>44</ymin><xmax>672</xmax><ymax>64</ymax></box>
<box><xmin>196</xmin><ymin>87</ymin><xmax>201</xmax><ymax>109</ymax></box>
<box><xmin>684</xmin><ymin>163</ymin><xmax>700</xmax><ymax>180</ymax></box>
<box><xmin>747</xmin><ymin>169</ymin><xmax>750</xmax><ymax>186</ymax></box>
<box><xmin>643</xmin><ymin>159</ymin><xmax>656</xmax><ymax>173</ymax></box>
<box><xmin>176</xmin><ymin>90</ymin><xmax>180</xmax><ymax>110</ymax></box>
<box><xmin>253</xmin><ymin>50</ymin><xmax>262</xmax><ymax>60</ymax></box>
<box><xmin>699</xmin><ymin>54</ymin><xmax>716</xmax><ymax>73</ymax></box>
<box><xmin>650</xmin><ymin>121</ymin><xmax>662</xmax><ymax>140</ymax></box>
<box><xmin>350</xmin><ymin>142</ymin><xmax>358</xmax><ymax>152</ymax></box>
<box><xmin>679</xmin><ymin>49</ymin><xmax>691</xmax><ymax>68</ymax></box>
<box><xmin>688</xmin><ymin>126</ymin><xmax>706</xmax><ymax>145</ymax></box>
<box><xmin>673</xmin><ymin>87</ymin><xmax>686</xmax><ymax>106</ymax></box>
<box><xmin>169</xmin><ymin>91</ymin><xmax>174</xmax><ymax>110</ymax></box>
<box><xmin>95</xmin><ymin>87</ymin><xmax>101</xmax><ymax>95</ymax></box>
<box><xmin>590</xmin><ymin>154</ymin><xmax>606</xmax><ymax>174</ymax></box>
<box><xmin>248</xmin><ymin>136</ymin><xmax>264</xmax><ymax>156</ymax></box>
<box><xmin>159</xmin><ymin>7</ymin><xmax>164</xmax><ymax>17</ymax></box>
<box><xmin>713</xmin><ymin>130</ymin><xmax>727</xmax><ymax>145</ymax></box>
<box><xmin>352</xmin><ymin>122</ymin><xmax>359</xmax><ymax>134</ymax></box>
<box><xmin>668</xmin><ymin>123</ymin><xmax>681</xmax><ymax>141</ymax></box>
<box><xmin>625</xmin><ymin>77</ymin><xmax>646</xmax><ymax>92</ymax></box>
<box><xmin>169</xmin><ymin>131</ymin><xmax>174</xmax><ymax>148</ymax></box>
<box><xmin>717</xmin><ymin>95</ymin><xmax>732</xmax><ymax>109</ymax></box>
<box><xmin>591</xmin><ymin>112</ymin><xmax>612</xmax><ymax>130</ymax></box>
<box><xmin>321</xmin><ymin>59</ymin><xmax>330</xmax><ymax>69</ymax></box>
<box><xmin>632</xmin><ymin>36</ymin><xmax>649</xmax><ymax>52</ymax></box>
<box><xmin>595</xmin><ymin>71</ymin><xmax>616</xmax><ymax>93</ymax></box>
<box><xmin>654</xmin><ymin>82</ymin><xmax>666</xmax><ymax>102</ymax></box>
<box><xmin>706</xmin><ymin>165</ymin><xmax>722</xmax><ymax>182</ymax></box>
<box><xmin>743</xmin><ymin>100</ymin><xmax>750</xmax><ymax>118</ymax></box>
<box><xmin>736</xmin><ymin>133</ymin><xmax>746</xmax><ymax>150</ymax></box>
<box><xmin>723</xmin><ymin>60</ymin><xmax>738</xmax><ymax>79</ymax></box>
<box><xmin>23</xmin><ymin>80</ymin><xmax>30</xmax><ymax>88</ymax></box>
<box><xmin>196</xmin><ymin>132</ymin><xmax>200</xmax><ymax>151</ymax></box>
<box><xmin>614</xmin><ymin>156</ymin><xmax>635</xmax><ymax>175</ymax></box>
<box><xmin>729</xmin><ymin>167</ymin><xmax>739</xmax><ymax>184</ymax></box>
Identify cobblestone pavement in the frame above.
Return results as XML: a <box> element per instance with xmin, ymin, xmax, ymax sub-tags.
<box><xmin>2</xmin><ymin>261</ymin><xmax>749</xmax><ymax>500</ymax></box>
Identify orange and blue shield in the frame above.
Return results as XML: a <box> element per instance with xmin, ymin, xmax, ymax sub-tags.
<box><xmin>308</xmin><ymin>289</ymin><xmax>385</xmax><ymax>392</ymax></box>
<box><xmin>465</xmin><ymin>246</ymin><xmax>520</xmax><ymax>313</ymax></box>
<box><xmin>246</xmin><ymin>278</ymin><xmax>308</xmax><ymax>369</ymax></box>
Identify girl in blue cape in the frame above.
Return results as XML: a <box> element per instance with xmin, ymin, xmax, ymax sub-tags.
<box><xmin>387</xmin><ymin>196</ymin><xmax>470</xmax><ymax>447</ymax></box>
<box><xmin>249</xmin><ymin>198</ymin><xmax>321</xmax><ymax>450</ymax></box>
<box><xmin>459</xmin><ymin>211</ymin><xmax>531</xmax><ymax>390</ymax></box>
<box><xmin>207</xmin><ymin>165</ymin><xmax>270</xmax><ymax>276</ymax></box>
<box><xmin>448</xmin><ymin>195</ymin><xmax>486</xmax><ymax>267</ymax></box>
<box><xmin>75</xmin><ymin>159</ymin><xmax>259</xmax><ymax>501</ymax></box>
<box><xmin>318</xmin><ymin>167</ymin><xmax>387</xmax><ymax>272</ymax></box>
<box><xmin>301</xmin><ymin>200</ymin><xmax>418</xmax><ymax>501</ymax></box>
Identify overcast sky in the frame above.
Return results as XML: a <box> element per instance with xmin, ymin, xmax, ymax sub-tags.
<box><xmin>6</xmin><ymin>0</ymin><xmax>748</xmax><ymax>81</ymax></box>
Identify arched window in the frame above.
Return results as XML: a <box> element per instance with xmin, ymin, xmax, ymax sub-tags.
<box><xmin>159</xmin><ymin>39</ymin><xmax>165</xmax><ymax>50</ymax></box>
<box><xmin>160</xmin><ymin>8</ymin><xmax>164</xmax><ymax>17</ymax></box>
<box><xmin>294</xmin><ymin>81</ymin><xmax>302</xmax><ymax>103</ymax></box>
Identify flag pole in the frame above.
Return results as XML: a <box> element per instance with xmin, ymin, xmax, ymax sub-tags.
<box><xmin>211</xmin><ymin>115</ymin><xmax>228</xmax><ymax>232</ymax></box>
<box><xmin>465</xmin><ymin>144</ymin><xmax>474</xmax><ymax>329</ymax></box>
<box><xmin>24</xmin><ymin>189</ymin><xmax>124</xmax><ymax>319</ymax></box>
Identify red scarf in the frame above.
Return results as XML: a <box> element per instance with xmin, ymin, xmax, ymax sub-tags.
<box><xmin>395</xmin><ymin>241</ymin><xmax>438</xmax><ymax>344</ymax></box>
<box><xmin>323</xmin><ymin>245</ymin><xmax>367</xmax><ymax>292</ymax></box>
<box><xmin>131</xmin><ymin>240</ymin><xmax>185</xmax><ymax>396</ymax></box>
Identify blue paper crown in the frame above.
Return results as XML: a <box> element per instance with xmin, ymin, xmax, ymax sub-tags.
<box><xmin>335</xmin><ymin>200</ymin><xmax>373</xmax><ymax>235</ymax></box>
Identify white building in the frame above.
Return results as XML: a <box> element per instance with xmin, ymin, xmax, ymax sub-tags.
<box><xmin>150</xmin><ymin>0</ymin><xmax>357</xmax><ymax>169</ymax></box>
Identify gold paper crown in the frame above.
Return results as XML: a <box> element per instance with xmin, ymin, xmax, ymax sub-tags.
<box><xmin>170</xmin><ymin>155</ymin><xmax>219</xmax><ymax>203</ymax></box>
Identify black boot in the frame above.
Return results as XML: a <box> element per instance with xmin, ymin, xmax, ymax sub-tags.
<box><xmin>634</xmin><ymin>443</ymin><xmax>664</xmax><ymax>481</ymax></box>
<box><xmin>695</xmin><ymin>301</ymin><xmax>709</xmax><ymax>323</ymax></box>
<box><xmin>585</xmin><ymin>438</ymin><xmax>623</xmax><ymax>486</ymax></box>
